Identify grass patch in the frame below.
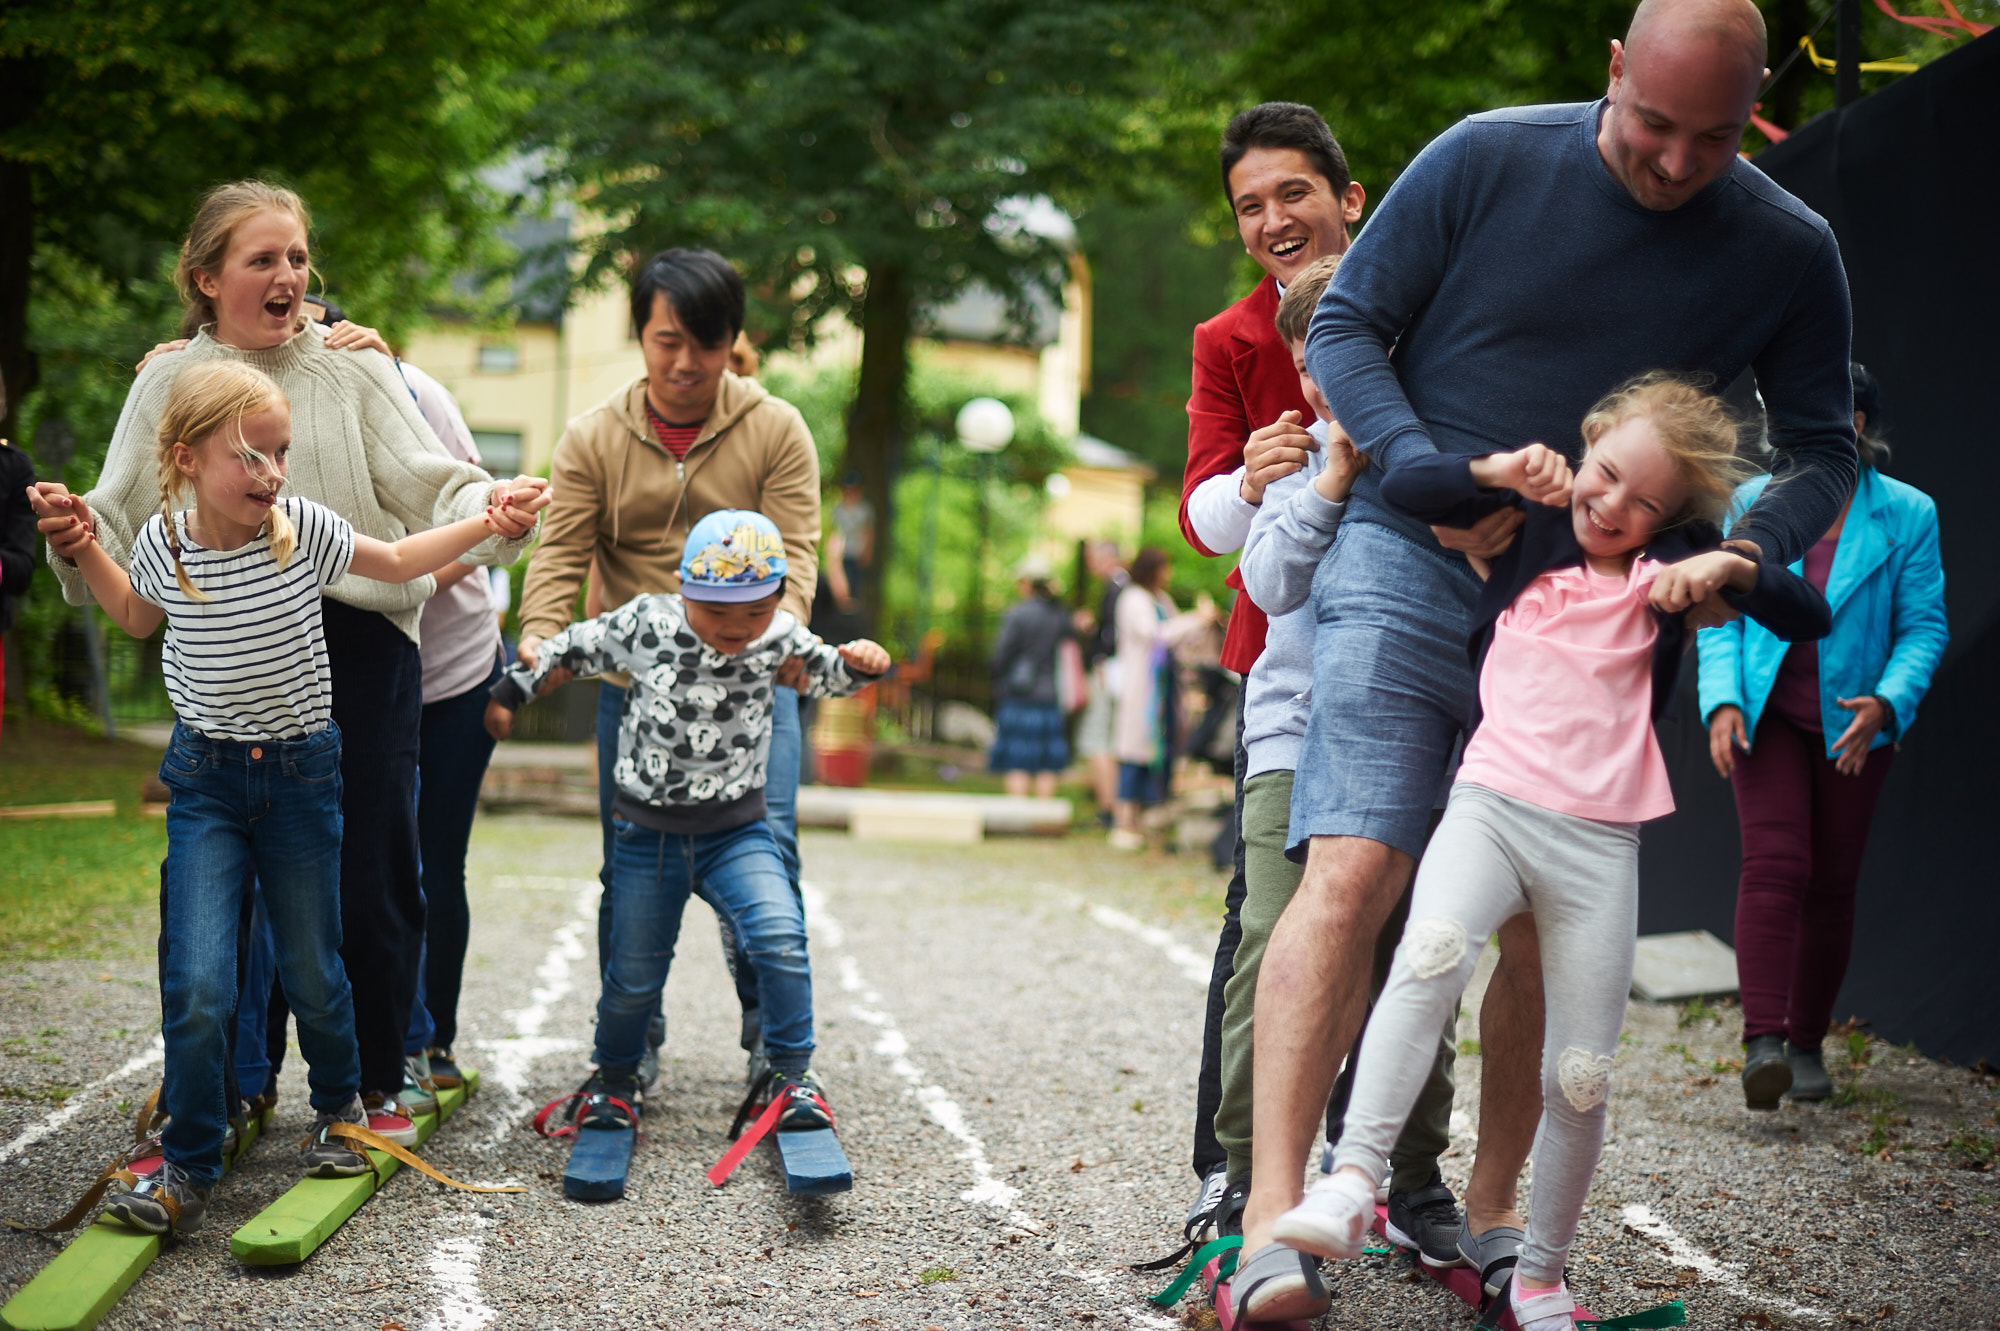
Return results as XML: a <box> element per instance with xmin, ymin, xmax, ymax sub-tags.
<box><xmin>0</xmin><ymin>1084</ymin><xmax>77</xmax><ymax>1104</ymax></box>
<box><xmin>1676</xmin><ymin>996</ymin><xmax>1717</xmax><ymax>1029</ymax></box>
<box><xmin>1458</xmin><ymin>1038</ymin><xmax>1482</xmax><ymax>1057</ymax></box>
<box><xmin>918</xmin><ymin>1266</ymin><xmax>957</xmax><ymax>1284</ymax></box>
<box><xmin>0</xmin><ymin>717</ymin><xmax>165</xmax><ymax>958</ymax></box>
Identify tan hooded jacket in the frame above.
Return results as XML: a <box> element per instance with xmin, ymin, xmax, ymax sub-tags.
<box><xmin>519</xmin><ymin>373</ymin><xmax>821</xmax><ymax>648</ymax></box>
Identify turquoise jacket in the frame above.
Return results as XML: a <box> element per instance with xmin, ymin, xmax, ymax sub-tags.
<box><xmin>1698</xmin><ymin>467</ymin><xmax>1948</xmax><ymax>757</ymax></box>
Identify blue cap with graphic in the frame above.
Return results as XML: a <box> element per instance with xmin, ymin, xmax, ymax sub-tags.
<box><xmin>680</xmin><ymin>509</ymin><xmax>788</xmax><ymax>603</ymax></box>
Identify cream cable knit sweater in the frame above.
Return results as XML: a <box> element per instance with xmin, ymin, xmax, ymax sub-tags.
<box><xmin>49</xmin><ymin>322</ymin><xmax>533</xmax><ymax>645</ymax></box>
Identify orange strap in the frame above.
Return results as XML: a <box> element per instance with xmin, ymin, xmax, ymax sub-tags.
<box><xmin>323</xmin><ymin>1123</ymin><xmax>525</xmax><ymax>1193</ymax></box>
<box><xmin>132</xmin><ymin>1085</ymin><xmax>166</xmax><ymax>1143</ymax></box>
<box><xmin>4</xmin><ymin>1139</ymin><xmax>161</xmax><ymax>1233</ymax></box>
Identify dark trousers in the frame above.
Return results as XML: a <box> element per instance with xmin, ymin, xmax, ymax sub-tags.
<box><xmin>1192</xmin><ymin>693</ymin><xmax>1250</xmax><ymax>1178</ymax></box>
<box><xmin>271</xmin><ymin>600</ymin><xmax>425</xmax><ymax>1096</ymax></box>
<box><xmin>419</xmin><ymin>654</ymin><xmax>503</xmax><ymax>1054</ymax></box>
<box><xmin>1731</xmin><ymin>716</ymin><xmax>1895</xmax><ymax>1051</ymax></box>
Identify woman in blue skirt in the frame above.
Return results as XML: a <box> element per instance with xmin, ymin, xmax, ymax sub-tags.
<box><xmin>989</xmin><ymin>555</ymin><xmax>1074</xmax><ymax>798</ymax></box>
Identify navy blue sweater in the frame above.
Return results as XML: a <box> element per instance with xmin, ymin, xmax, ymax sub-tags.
<box><xmin>1381</xmin><ymin>453</ymin><xmax>1831</xmax><ymax>731</ymax></box>
<box><xmin>1310</xmin><ymin>100</ymin><xmax>1856</xmax><ymax>567</ymax></box>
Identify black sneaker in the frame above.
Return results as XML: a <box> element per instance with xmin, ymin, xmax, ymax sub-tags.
<box><xmin>771</xmin><ymin>1069</ymin><xmax>833</xmax><ymax>1131</ymax></box>
<box><xmin>1385</xmin><ymin>1170</ymin><xmax>1467</xmax><ymax>1268</ymax></box>
<box><xmin>1215</xmin><ymin>1175</ymin><xmax>1251</xmax><ymax>1238</ymax></box>
<box><xmin>301</xmin><ymin>1096</ymin><xmax>373</xmax><ymax>1177</ymax></box>
<box><xmin>426</xmin><ymin>1047</ymin><xmax>465</xmax><ymax>1090</ymax></box>
<box><xmin>103</xmin><ymin>1159</ymin><xmax>211</xmax><ymax>1236</ymax></box>
<box><xmin>1783</xmin><ymin>1042</ymin><xmax>1833</xmax><ymax>1102</ymax></box>
<box><xmin>579</xmin><ymin>1067</ymin><xmax>643</xmax><ymax>1130</ymax></box>
<box><xmin>1742</xmin><ymin>1035</ymin><xmax>1792</xmax><ymax>1111</ymax></box>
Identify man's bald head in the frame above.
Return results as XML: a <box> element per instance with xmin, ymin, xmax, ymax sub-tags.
<box><xmin>1597</xmin><ymin>0</ymin><xmax>1769</xmax><ymax>210</ymax></box>
<box><xmin>1627</xmin><ymin>0</ymin><xmax>1767</xmax><ymax>80</ymax></box>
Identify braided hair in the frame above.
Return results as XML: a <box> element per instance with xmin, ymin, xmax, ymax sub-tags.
<box><xmin>154</xmin><ymin>362</ymin><xmax>296</xmax><ymax>601</ymax></box>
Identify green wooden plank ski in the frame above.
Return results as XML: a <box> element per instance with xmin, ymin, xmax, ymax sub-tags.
<box><xmin>1</xmin><ymin>1107</ymin><xmax>275</xmax><ymax>1331</ymax></box>
<box><xmin>229</xmin><ymin>1070</ymin><xmax>477</xmax><ymax>1266</ymax></box>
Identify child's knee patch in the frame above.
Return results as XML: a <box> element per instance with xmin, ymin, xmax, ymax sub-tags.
<box><xmin>1556</xmin><ymin>1047</ymin><xmax>1614</xmax><ymax>1112</ymax></box>
<box><xmin>1404</xmin><ymin>917</ymin><xmax>1467</xmax><ymax>979</ymax></box>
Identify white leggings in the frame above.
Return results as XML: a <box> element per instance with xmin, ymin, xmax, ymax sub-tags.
<box><xmin>1331</xmin><ymin>782</ymin><xmax>1639</xmax><ymax>1281</ymax></box>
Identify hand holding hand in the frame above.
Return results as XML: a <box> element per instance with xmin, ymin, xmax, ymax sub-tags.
<box><xmin>324</xmin><ymin>321</ymin><xmax>393</xmax><ymax>356</ymax></box>
<box><xmin>1240</xmin><ymin>411</ymin><xmax>1319</xmax><ymax>504</ymax></box>
<box><xmin>1432</xmin><ymin>505</ymin><xmax>1525</xmax><ymax>561</ymax></box>
<box><xmin>136</xmin><ymin>339</ymin><xmax>191</xmax><ymax>374</ymax></box>
<box><xmin>1707</xmin><ymin>704</ymin><xmax>1748</xmax><ymax>778</ymax></box>
<box><xmin>837</xmin><ymin>639</ymin><xmax>891</xmax><ymax>675</ymax></box>
<box><xmin>1312</xmin><ymin>421</ymin><xmax>1367</xmax><ymax>504</ymax></box>
<box><xmin>27</xmin><ymin>483</ymin><xmax>96</xmax><ymax>560</ymax></box>
<box><xmin>1649</xmin><ymin>550</ymin><xmax>1754</xmax><ymax>616</ymax></box>
<box><xmin>775</xmin><ymin>655</ymin><xmax>810</xmax><ymax>691</ymax></box>
<box><xmin>485</xmin><ymin>476</ymin><xmax>551</xmax><ymax>540</ymax></box>
<box><xmin>1830</xmin><ymin>695</ymin><xmax>1889</xmax><ymax>775</ymax></box>
<box><xmin>484</xmin><ymin>699</ymin><xmax>515</xmax><ymax>741</ymax></box>
<box><xmin>515</xmin><ymin>637</ymin><xmax>575</xmax><ymax>691</ymax></box>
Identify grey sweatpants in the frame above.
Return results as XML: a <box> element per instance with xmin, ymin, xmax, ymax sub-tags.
<box><xmin>1330</xmin><ymin>782</ymin><xmax>1639</xmax><ymax>1281</ymax></box>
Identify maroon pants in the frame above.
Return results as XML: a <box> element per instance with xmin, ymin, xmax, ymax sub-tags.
<box><xmin>1730</xmin><ymin>716</ymin><xmax>1894</xmax><ymax>1050</ymax></box>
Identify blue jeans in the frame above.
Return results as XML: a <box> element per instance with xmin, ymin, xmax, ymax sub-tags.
<box><xmin>159</xmin><ymin>723</ymin><xmax>360</xmax><ymax>1186</ymax></box>
<box><xmin>596</xmin><ymin>816</ymin><xmax>815</xmax><ymax>1073</ymax></box>
<box><xmin>1288</xmin><ymin>521</ymin><xmax>1482</xmax><ymax>859</ymax></box>
<box><xmin>596</xmin><ymin>680</ymin><xmax>802</xmax><ymax>1025</ymax></box>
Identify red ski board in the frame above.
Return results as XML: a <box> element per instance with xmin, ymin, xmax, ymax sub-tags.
<box><xmin>1371</xmin><ymin>1203</ymin><xmax>1602</xmax><ymax>1329</ymax></box>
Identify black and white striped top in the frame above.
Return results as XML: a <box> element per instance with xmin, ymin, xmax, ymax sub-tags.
<box><xmin>129</xmin><ymin>497</ymin><xmax>355</xmax><ymax>740</ymax></box>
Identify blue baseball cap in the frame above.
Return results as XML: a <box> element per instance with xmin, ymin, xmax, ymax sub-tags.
<box><xmin>680</xmin><ymin>509</ymin><xmax>788</xmax><ymax>603</ymax></box>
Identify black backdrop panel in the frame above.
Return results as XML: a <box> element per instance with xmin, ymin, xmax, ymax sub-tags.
<box><xmin>1637</xmin><ymin>32</ymin><xmax>2000</xmax><ymax>1068</ymax></box>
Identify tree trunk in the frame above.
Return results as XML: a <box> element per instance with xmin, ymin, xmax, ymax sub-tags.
<box><xmin>0</xmin><ymin>158</ymin><xmax>37</xmax><ymax>444</ymax></box>
<box><xmin>842</xmin><ymin>262</ymin><xmax>911</xmax><ymax>637</ymax></box>
<box><xmin>1768</xmin><ymin>0</ymin><xmax>1815</xmax><ymax>130</ymax></box>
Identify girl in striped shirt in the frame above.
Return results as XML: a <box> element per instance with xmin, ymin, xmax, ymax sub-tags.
<box><xmin>27</xmin><ymin>361</ymin><xmax>537</xmax><ymax>1237</ymax></box>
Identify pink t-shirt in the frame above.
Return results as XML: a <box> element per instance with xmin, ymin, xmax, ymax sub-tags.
<box><xmin>1455</xmin><ymin>559</ymin><xmax>1674</xmax><ymax>824</ymax></box>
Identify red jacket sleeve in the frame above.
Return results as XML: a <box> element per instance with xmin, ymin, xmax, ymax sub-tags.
<box><xmin>1181</xmin><ymin>318</ymin><xmax>1251</xmax><ymax>557</ymax></box>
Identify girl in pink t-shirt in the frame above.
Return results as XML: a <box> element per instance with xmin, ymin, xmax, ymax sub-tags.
<box><xmin>1271</xmin><ymin>376</ymin><xmax>1829</xmax><ymax>1331</ymax></box>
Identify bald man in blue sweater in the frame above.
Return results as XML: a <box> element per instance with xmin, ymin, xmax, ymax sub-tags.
<box><xmin>1232</xmin><ymin>0</ymin><xmax>1858</xmax><ymax>1320</ymax></box>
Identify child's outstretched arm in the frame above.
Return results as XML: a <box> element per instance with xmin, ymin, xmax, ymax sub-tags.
<box><xmin>784</xmin><ymin>627</ymin><xmax>891</xmax><ymax>698</ymax></box>
<box><xmin>23</xmin><ymin>486</ymin><xmax>160</xmax><ymax>637</ymax></box>
<box><xmin>484</xmin><ymin>602</ymin><xmax>641</xmax><ymax>739</ymax></box>
<box><xmin>1651</xmin><ymin>548</ymin><xmax>1831</xmax><ymax>642</ymax></box>
<box><xmin>1379</xmin><ymin>445</ymin><xmax>1568</xmax><ymax>528</ymax></box>
<box><xmin>348</xmin><ymin>508</ymin><xmax>508</xmax><ymax>584</ymax></box>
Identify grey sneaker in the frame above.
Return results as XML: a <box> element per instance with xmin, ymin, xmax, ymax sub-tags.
<box><xmin>301</xmin><ymin>1096</ymin><xmax>373</xmax><ymax>1177</ymax></box>
<box><xmin>400</xmin><ymin>1054</ymin><xmax>440</xmax><ymax>1116</ymax></box>
<box><xmin>1742</xmin><ymin>1034</ymin><xmax>1793</xmax><ymax>1111</ymax></box>
<box><xmin>771</xmin><ymin>1068</ymin><xmax>833</xmax><ymax>1131</ymax></box>
<box><xmin>1457</xmin><ymin>1216</ymin><xmax>1526</xmax><ymax>1299</ymax></box>
<box><xmin>1784</xmin><ymin>1042</ymin><xmax>1833</xmax><ymax>1102</ymax></box>
<box><xmin>103</xmin><ymin>1159</ymin><xmax>212</xmax><ymax>1236</ymax></box>
<box><xmin>1184</xmin><ymin>1161</ymin><xmax>1230</xmax><ymax>1236</ymax></box>
<box><xmin>1386</xmin><ymin>1171</ymin><xmax>1467</xmax><ymax>1267</ymax></box>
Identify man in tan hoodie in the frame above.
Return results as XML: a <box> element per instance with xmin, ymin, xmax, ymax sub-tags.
<box><xmin>518</xmin><ymin>247</ymin><xmax>821</xmax><ymax>1084</ymax></box>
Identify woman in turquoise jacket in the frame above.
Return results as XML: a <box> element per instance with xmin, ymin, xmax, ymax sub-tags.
<box><xmin>1697</xmin><ymin>365</ymin><xmax>1948</xmax><ymax>1111</ymax></box>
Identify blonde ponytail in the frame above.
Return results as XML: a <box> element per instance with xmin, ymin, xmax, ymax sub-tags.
<box><xmin>155</xmin><ymin>362</ymin><xmax>295</xmax><ymax>599</ymax></box>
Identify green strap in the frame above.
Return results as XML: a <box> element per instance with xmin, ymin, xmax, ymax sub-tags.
<box><xmin>1145</xmin><ymin>1235</ymin><xmax>1242</xmax><ymax>1307</ymax></box>
<box><xmin>1579</xmin><ymin>1301</ymin><xmax>1688</xmax><ymax>1328</ymax></box>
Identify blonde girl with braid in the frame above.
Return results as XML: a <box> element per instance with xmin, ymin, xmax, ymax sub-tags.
<box><xmin>34</xmin><ymin>180</ymin><xmax>550</xmax><ymax>1123</ymax></box>
<box><xmin>24</xmin><ymin>362</ymin><xmax>520</xmax><ymax>1237</ymax></box>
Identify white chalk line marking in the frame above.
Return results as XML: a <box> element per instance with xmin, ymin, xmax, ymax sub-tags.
<box><xmin>419</xmin><ymin>1218</ymin><xmax>498</xmax><ymax>1331</ymax></box>
<box><xmin>1065</xmin><ymin>1266</ymin><xmax>1181</xmax><ymax>1329</ymax></box>
<box><xmin>803</xmin><ymin>882</ymin><xmax>1041</xmax><ymax>1233</ymax></box>
<box><xmin>473</xmin><ymin>877</ymin><xmax>595</xmax><ymax>1148</ymax></box>
<box><xmin>1622</xmin><ymin>1203</ymin><xmax>1827</xmax><ymax>1321</ymax></box>
<box><xmin>1081</xmin><ymin>901</ymin><xmax>1212</xmax><ymax>987</ymax></box>
<box><xmin>2</xmin><ymin>1037</ymin><xmax>165</xmax><ymax>1166</ymax></box>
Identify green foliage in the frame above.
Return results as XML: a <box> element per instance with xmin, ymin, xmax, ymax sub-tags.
<box><xmin>917</xmin><ymin>1266</ymin><xmax>959</xmax><ymax>1284</ymax></box>
<box><xmin>1677</xmin><ymin>996</ymin><xmax>1717</xmax><ymax>1029</ymax></box>
<box><xmin>1458</xmin><ymin>1037</ymin><xmax>1483</xmax><ymax>1057</ymax></box>
<box><xmin>1141</xmin><ymin>488</ymin><xmax>1237</xmax><ymax>614</ymax></box>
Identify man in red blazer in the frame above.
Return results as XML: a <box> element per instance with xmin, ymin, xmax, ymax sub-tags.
<box><xmin>1176</xmin><ymin>101</ymin><xmax>1371</xmax><ymax>1233</ymax></box>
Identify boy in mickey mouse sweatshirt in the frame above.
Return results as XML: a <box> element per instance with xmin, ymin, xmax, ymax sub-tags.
<box><xmin>488</xmin><ymin>509</ymin><xmax>888</xmax><ymax>1129</ymax></box>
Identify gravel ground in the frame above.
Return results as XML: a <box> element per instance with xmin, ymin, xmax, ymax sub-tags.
<box><xmin>4</xmin><ymin>814</ymin><xmax>1997</xmax><ymax>1329</ymax></box>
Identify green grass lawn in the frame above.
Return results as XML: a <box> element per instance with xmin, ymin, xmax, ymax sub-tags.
<box><xmin>0</xmin><ymin>717</ymin><xmax>165</xmax><ymax>958</ymax></box>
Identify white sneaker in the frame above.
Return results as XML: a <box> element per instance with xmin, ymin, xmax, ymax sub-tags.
<box><xmin>1271</xmin><ymin>1168</ymin><xmax>1376</xmax><ymax>1260</ymax></box>
<box><xmin>1511</xmin><ymin>1278</ymin><xmax>1579</xmax><ymax>1331</ymax></box>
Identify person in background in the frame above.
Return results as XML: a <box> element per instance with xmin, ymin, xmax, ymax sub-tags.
<box><xmin>1074</xmin><ymin>540</ymin><xmax>1128</xmax><ymax>825</ymax></box>
<box><xmin>1110</xmin><ymin>546</ymin><xmax>1215</xmax><ymax>851</ymax></box>
<box><xmin>1698</xmin><ymin>363</ymin><xmax>1947</xmax><ymax>1110</ymax></box>
<box><xmin>829</xmin><ymin>472</ymin><xmax>874</xmax><ymax>616</ymax></box>
<box><xmin>0</xmin><ymin>438</ymin><xmax>34</xmax><ymax>744</ymax></box>
<box><xmin>988</xmin><ymin>553</ymin><xmax>1073</xmax><ymax>799</ymax></box>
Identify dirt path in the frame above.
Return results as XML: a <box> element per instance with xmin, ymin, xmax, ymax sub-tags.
<box><xmin>4</xmin><ymin>814</ymin><xmax>1997</xmax><ymax>1328</ymax></box>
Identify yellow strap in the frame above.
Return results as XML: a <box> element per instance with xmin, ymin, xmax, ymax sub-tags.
<box><xmin>1799</xmin><ymin>33</ymin><xmax>1920</xmax><ymax>72</ymax></box>
<box><xmin>4</xmin><ymin>1153</ymin><xmax>148</xmax><ymax>1234</ymax></box>
<box><xmin>132</xmin><ymin>1085</ymin><xmax>166</xmax><ymax>1143</ymax></box>
<box><xmin>325</xmin><ymin>1123</ymin><xmax>526</xmax><ymax>1194</ymax></box>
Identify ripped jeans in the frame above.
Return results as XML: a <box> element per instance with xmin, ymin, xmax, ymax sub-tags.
<box><xmin>1330</xmin><ymin>782</ymin><xmax>1638</xmax><ymax>1281</ymax></box>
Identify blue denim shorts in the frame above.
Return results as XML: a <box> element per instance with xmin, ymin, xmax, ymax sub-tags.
<box><xmin>1287</xmin><ymin>521</ymin><xmax>1482</xmax><ymax>860</ymax></box>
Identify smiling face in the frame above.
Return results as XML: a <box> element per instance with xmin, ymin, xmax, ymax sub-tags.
<box><xmin>1228</xmin><ymin>148</ymin><xmax>1365</xmax><ymax>287</ymax></box>
<box><xmin>194</xmin><ymin>210</ymin><xmax>311</xmax><ymax>350</ymax></box>
<box><xmin>1570</xmin><ymin>415</ymin><xmax>1691</xmax><ymax>562</ymax></box>
<box><xmin>177</xmin><ymin>404</ymin><xmax>291</xmax><ymax>547</ymax></box>
<box><xmin>682</xmin><ymin>592</ymin><xmax>780</xmax><ymax>655</ymax></box>
<box><xmin>641</xmin><ymin>293</ymin><xmax>734</xmax><ymax>423</ymax></box>
<box><xmin>1598</xmin><ymin>11</ymin><xmax>1764</xmax><ymax>211</ymax></box>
